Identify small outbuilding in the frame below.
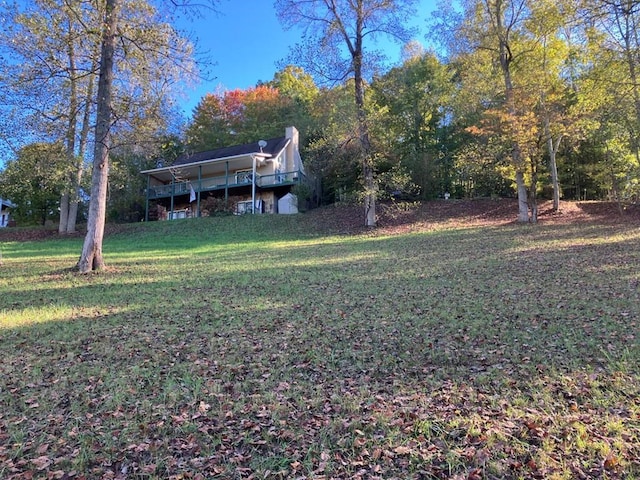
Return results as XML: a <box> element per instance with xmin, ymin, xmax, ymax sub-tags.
<box><xmin>277</xmin><ymin>193</ymin><xmax>298</xmax><ymax>214</ymax></box>
<box><xmin>0</xmin><ymin>198</ymin><xmax>16</xmax><ymax>227</ymax></box>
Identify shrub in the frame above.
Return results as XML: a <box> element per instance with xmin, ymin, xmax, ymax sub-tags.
<box><xmin>200</xmin><ymin>196</ymin><xmax>244</xmax><ymax>216</ymax></box>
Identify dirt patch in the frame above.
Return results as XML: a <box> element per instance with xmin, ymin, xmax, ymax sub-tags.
<box><xmin>301</xmin><ymin>199</ymin><xmax>640</xmax><ymax>236</ymax></box>
<box><xmin>0</xmin><ymin>227</ymin><xmax>77</xmax><ymax>243</ymax></box>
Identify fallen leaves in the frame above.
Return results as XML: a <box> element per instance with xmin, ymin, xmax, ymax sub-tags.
<box><xmin>1</xmin><ymin>201</ymin><xmax>639</xmax><ymax>479</ymax></box>
<box><xmin>31</xmin><ymin>456</ymin><xmax>51</xmax><ymax>470</ymax></box>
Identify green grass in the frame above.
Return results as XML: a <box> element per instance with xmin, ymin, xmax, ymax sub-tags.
<box><xmin>1</xmin><ymin>213</ymin><xmax>639</xmax><ymax>479</ymax></box>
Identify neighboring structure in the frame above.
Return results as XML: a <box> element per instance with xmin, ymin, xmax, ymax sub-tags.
<box><xmin>141</xmin><ymin>126</ymin><xmax>311</xmax><ymax>220</ymax></box>
<box><xmin>278</xmin><ymin>192</ymin><xmax>298</xmax><ymax>214</ymax></box>
<box><xmin>0</xmin><ymin>198</ymin><xmax>16</xmax><ymax>227</ymax></box>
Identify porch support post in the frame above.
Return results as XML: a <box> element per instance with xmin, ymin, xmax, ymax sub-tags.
<box><xmin>197</xmin><ymin>165</ymin><xmax>202</xmax><ymax>217</ymax></box>
<box><xmin>251</xmin><ymin>155</ymin><xmax>257</xmax><ymax>214</ymax></box>
<box><xmin>225</xmin><ymin>161</ymin><xmax>229</xmax><ymax>207</ymax></box>
<box><xmin>170</xmin><ymin>175</ymin><xmax>175</xmax><ymax>220</ymax></box>
<box><xmin>145</xmin><ymin>174</ymin><xmax>150</xmax><ymax>221</ymax></box>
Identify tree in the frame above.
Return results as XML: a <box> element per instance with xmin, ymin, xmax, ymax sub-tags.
<box><xmin>441</xmin><ymin>0</ymin><xmax>587</xmax><ymax>221</ymax></box>
<box><xmin>304</xmin><ymin>83</ymin><xmax>362</xmax><ymax>204</ymax></box>
<box><xmin>0</xmin><ymin>143</ymin><xmax>69</xmax><ymax>226</ymax></box>
<box><xmin>586</xmin><ymin>0</ymin><xmax>640</xmax><ymax>159</ymax></box>
<box><xmin>268</xmin><ymin>65</ymin><xmax>320</xmax><ymax>140</ymax></box>
<box><xmin>439</xmin><ymin>0</ymin><xmax>541</xmax><ymax>220</ymax></box>
<box><xmin>275</xmin><ymin>0</ymin><xmax>418</xmax><ymax>227</ymax></box>
<box><xmin>0</xmin><ymin>0</ymin><xmax>101</xmax><ymax>233</ymax></box>
<box><xmin>527</xmin><ymin>0</ymin><xmax>577</xmax><ymax>211</ymax></box>
<box><xmin>370</xmin><ymin>50</ymin><xmax>454</xmax><ymax>198</ymax></box>
<box><xmin>77</xmin><ymin>0</ymin><xmax>118</xmax><ymax>273</ymax></box>
<box><xmin>76</xmin><ymin>0</ymin><xmax>215</xmax><ymax>272</ymax></box>
<box><xmin>185</xmin><ymin>93</ymin><xmax>233</xmax><ymax>150</ymax></box>
<box><xmin>270</xmin><ymin>66</ymin><xmax>320</xmax><ymax>106</ymax></box>
<box><xmin>1</xmin><ymin>0</ymin><xmax>206</xmax><ymax>242</ymax></box>
<box><xmin>186</xmin><ymin>84</ymin><xmax>302</xmax><ymax>152</ymax></box>
<box><xmin>565</xmin><ymin>0</ymin><xmax>640</xmax><ymax>203</ymax></box>
<box><xmin>474</xmin><ymin>0</ymin><xmax>531</xmax><ymax>222</ymax></box>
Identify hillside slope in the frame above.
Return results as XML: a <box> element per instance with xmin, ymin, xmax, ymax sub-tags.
<box><xmin>1</xmin><ymin>199</ymin><xmax>638</xmax><ymax>242</ymax></box>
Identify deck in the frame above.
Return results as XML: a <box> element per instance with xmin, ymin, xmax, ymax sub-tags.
<box><xmin>147</xmin><ymin>171</ymin><xmax>304</xmax><ymax>199</ymax></box>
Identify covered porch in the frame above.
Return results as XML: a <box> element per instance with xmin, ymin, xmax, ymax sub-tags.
<box><xmin>142</xmin><ymin>153</ymin><xmax>307</xmax><ymax>220</ymax></box>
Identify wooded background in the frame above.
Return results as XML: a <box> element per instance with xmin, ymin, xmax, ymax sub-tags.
<box><xmin>1</xmin><ymin>0</ymin><xmax>639</xmax><ymax>229</ymax></box>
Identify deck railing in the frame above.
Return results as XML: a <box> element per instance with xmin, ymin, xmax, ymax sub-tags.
<box><xmin>147</xmin><ymin>170</ymin><xmax>306</xmax><ymax>199</ymax></box>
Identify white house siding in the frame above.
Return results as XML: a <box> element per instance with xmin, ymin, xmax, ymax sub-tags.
<box><xmin>0</xmin><ymin>199</ymin><xmax>15</xmax><ymax>227</ymax></box>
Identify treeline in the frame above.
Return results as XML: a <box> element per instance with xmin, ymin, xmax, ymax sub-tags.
<box><xmin>1</xmin><ymin>0</ymin><xmax>639</xmax><ymax>227</ymax></box>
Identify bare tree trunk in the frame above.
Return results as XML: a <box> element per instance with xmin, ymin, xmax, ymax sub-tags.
<box><xmin>355</xmin><ymin>76</ymin><xmax>376</xmax><ymax>227</ymax></box>
<box><xmin>352</xmin><ymin>13</ymin><xmax>375</xmax><ymax>227</ymax></box>
<box><xmin>67</xmin><ymin>63</ymin><xmax>97</xmax><ymax>234</ymax></box>
<box><xmin>541</xmin><ymin>94</ymin><xmax>563</xmax><ymax>212</ymax></box>
<box><xmin>363</xmin><ymin>158</ymin><xmax>376</xmax><ymax>226</ymax></box>
<box><xmin>511</xmin><ymin>132</ymin><xmax>529</xmax><ymax>223</ymax></box>
<box><xmin>621</xmin><ymin>6</ymin><xmax>640</xmax><ymax>162</ymax></box>
<box><xmin>77</xmin><ymin>0</ymin><xmax>117</xmax><ymax>273</ymax></box>
<box><xmin>516</xmin><ymin>171</ymin><xmax>529</xmax><ymax>222</ymax></box>
<box><xmin>59</xmin><ymin>193</ymin><xmax>70</xmax><ymax>233</ymax></box>
<box><xmin>60</xmin><ymin>13</ymin><xmax>79</xmax><ymax>235</ymax></box>
<box><xmin>66</xmin><ymin>163</ymin><xmax>83</xmax><ymax>232</ymax></box>
<box><xmin>529</xmin><ymin>158</ymin><xmax>539</xmax><ymax>223</ymax></box>
<box><xmin>61</xmin><ymin>10</ymin><xmax>96</xmax><ymax>234</ymax></box>
<box><xmin>548</xmin><ymin>134</ymin><xmax>562</xmax><ymax>212</ymax></box>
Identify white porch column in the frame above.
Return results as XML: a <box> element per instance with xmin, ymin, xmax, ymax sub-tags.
<box><xmin>251</xmin><ymin>155</ymin><xmax>257</xmax><ymax>214</ymax></box>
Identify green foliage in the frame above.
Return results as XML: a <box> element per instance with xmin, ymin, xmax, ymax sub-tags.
<box><xmin>199</xmin><ymin>195</ymin><xmax>244</xmax><ymax>216</ymax></box>
<box><xmin>302</xmin><ymin>83</ymin><xmax>362</xmax><ymax>203</ymax></box>
<box><xmin>376</xmin><ymin>164</ymin><xmax>421</xmax><ymax>200</ymax></box>
<box><xmin>108</xmin><ymin>154</ymin><xmax>151</xmax><ymax>224</ymax></box>
<box><xmin>269</xmin><ymin>65</ymin><xmax>318</xmax><ymax>102</ymax></box>
<box><xmin>290</xmin><ymin>183</ymin><xmax>312</xmax><ymax>211</ymax></box>
<box><xmin>370</xmin><ymin>52</ymin><xmax>454</xmax><ymax>198</ymax></box>
<box><xmin>0</xmin><ymin>143</ymin><xmax>69</xmax><ymax>225</ymax></box>
<box><xmin>452</xmin><ymin>141</ymin><xmax>514</xmax><ymax>198</ymax></box>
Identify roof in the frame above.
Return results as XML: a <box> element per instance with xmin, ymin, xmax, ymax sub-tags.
<box><xmin>173</xmin><ymin>136</ymin><xmax>289</xmax><ymax>167</ymax></box>
<box><xmin>0</xmin><ymin>198</ymin><xmax>16</xmax><ymax>209</ymax></box>
<box><xmin>140</xmin><ymin>135</ymin><xmax>292</xmax><ymax>182</ymax></box>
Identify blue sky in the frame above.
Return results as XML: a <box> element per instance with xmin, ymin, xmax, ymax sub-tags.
<box><xmin>0</xmin><ymin>1</ymin><xmax>438</xmax><ymax>165</ymax></box>
<box><xmin>177</xmin><ymin>0</ymin><xmax>438</xmax><ymax>115</ymax></box>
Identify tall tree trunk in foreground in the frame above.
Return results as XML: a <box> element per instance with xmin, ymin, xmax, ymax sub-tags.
<box><xmin>77</xmin><ymin>0</ymin><xmax>117</xmax><ymax>273</ymax></box>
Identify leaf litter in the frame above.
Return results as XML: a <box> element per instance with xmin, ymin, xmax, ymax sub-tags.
<box><xmin>0</xmin><ymin>200</ymin><xmax>639</xmax><ymax>479</ymax></box>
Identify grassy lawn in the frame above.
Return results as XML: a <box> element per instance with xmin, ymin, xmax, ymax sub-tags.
<box><xmin>1</xmin><ymin>204</ymin><xmax>639</xmax><ymax>479</ymax></box>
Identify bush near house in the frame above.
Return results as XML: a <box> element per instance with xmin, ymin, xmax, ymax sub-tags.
<box><xmin>200</xmin><ymin>196</ymin><xmax>246</xmax><ymax>216</ymax></box>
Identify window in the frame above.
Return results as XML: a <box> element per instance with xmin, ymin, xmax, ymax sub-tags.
<box><xmin>236</xmin><ymin>200</ymin><xmax>253</xmax><ymax>214</ymax></box>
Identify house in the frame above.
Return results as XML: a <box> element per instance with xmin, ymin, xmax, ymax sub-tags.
<box><xmin>0</xmin><ymin>198</ymin><xmax>16</xmax><ymax>227</ymax></box>
<box><xmin>141</xmin><ymin>126</ymin><xmax>311</xmax><ymax>220</ymax></box>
